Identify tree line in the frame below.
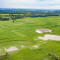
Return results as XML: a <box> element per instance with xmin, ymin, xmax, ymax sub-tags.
<box><xmin>0</xmin><ymin>9</ymin><xmax>59</xmax><ymax>21</ymax></box>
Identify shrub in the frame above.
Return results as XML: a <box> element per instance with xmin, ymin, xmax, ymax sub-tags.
<box><xmin>48</xmin><ymin>52</ymin><xmax>52</xmax><ymax>56</ymax></box>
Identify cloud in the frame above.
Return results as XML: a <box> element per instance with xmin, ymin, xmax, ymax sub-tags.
<box><xmin>5</xmin><ymin>5</ymin><xmax>60</xmax><ymax>9</ymax></box>
<box><xmin>0</xmin><ymin>0</ymin><xmax>60</xmax><ymax>9</ymax></box>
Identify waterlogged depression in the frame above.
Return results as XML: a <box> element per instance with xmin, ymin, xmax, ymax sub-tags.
<box><xmin>5</xmin><ymin>46</ymin><xmax>18</xmax><ymax>52</ymax></box>
<box><xmin>36</xmin><ymin>29</ymin><xmax>52</xmax><ymax>33</ymax></box>
<box><xmin>34</xmin><ymin>45</ymin><xmax>38</xmax><ymax>48</ymax></box>
<box><xmin>36</xmin><ymin>29</ymin><xmax>60</xmax><ymax>41</ymax></box>
<box><xmin>38</xmin><ymin>34</ymin><xmax>60</xmax><ymax>41</ymax></box>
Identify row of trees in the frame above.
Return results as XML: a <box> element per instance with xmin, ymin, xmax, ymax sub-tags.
<box><xmin>0</xmin><ymin>16</ymin><xmax>10</xmax><ymax>21</ymax></box>
<box><xmin>11</xmin><ymin>14</ymin><xmax>24</xmax><ymax>20</ymax></box>
<box><xmin>0</xmin><ymin>14</ymin><xmax>47</xmax><ymax>21</ymax></box>
<box><xmin>48</xmin><ymin>14</ymin><xmax>59</xmax><ymax>16</ymax></box>
<box><xmin>0</xmin><ymin>13</ymin><xmax>59</xmax><ymax>21</ymax></box>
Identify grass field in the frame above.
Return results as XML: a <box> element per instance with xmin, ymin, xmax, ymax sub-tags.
<box><xmin>0</xmin><ymin>16</ymin><xmax>60</xmax><ymax>60</ymax></box>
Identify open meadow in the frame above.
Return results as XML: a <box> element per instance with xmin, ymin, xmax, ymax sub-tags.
<box><xmin>0</xmin><ymin>16</ymin><xmax>60</xmax><ymax>60</ymax></box>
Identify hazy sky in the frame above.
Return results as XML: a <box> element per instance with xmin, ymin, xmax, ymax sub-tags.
<box><xmin>0</xmin><ymin>0</ymin><xmax>60</xmax><ymax>9</ymax></box>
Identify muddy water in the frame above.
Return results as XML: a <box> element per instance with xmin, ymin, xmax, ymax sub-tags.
<box><xmin>5</xmin><ymin>46</ymin><xmax>18</xmax><ymax>52</ymax></box>
<box><xmin>36</xmin><ymin>30</ymin><xmax>43</xmax><ymax>33</ymax></box>
<box><xmin>38</xmin><ymin>34</ymin><xmax>60</xmax><ymax>41</ymax></box>
<box><xmin>34</xmin><ymin>45</ymin><xmax>38</xmax><ymax>48</ymax></box>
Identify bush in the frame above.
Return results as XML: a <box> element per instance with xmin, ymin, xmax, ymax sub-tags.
<box><xmin>0</xmin><ymin>53</ymin><xmax>9</xmax><ymax>59</ymax></box>
<box><xmin>2</xmin><ymin>18</ymin><xmax>10</xmax><ymax>20</ymax></box>
<box><xmin>48</xmin><ymin>52</ymin><xmax>58</xmax><ymax>60</ymax></box>
<box><xmin>48</xmin><ymin>52</ymin><xmax>52</xmax><ymax>56</ymax></box>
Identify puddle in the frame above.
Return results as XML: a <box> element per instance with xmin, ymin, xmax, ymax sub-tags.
<box><xmin>21</xmin><ymin>45</ymin><xmax>25</xmax><ymax>48</ymax></box>
<box><xmin>33</xmin><ymin>38</ymin><xmax>37</xmax><ymax>40</ymax></box>
<box><xmin>34</xmin><ymin>45</ymin><xmax>38</xmax><ymax>48</ymax></box>
<box><xmin>5</xmin><ymin>46</ymin><xmax>18</xmax><ymax>52</ymax></box>
<box><xmin>38</xmin><ymin>34</ymin><xmax>60</xmax><ymax>41</ymax></box>
<box><xmin>36</xmin><ymin>30</ymin><xmax>43</xmax><ymax>33</ymax></box>
<box><xmin>44</xmin><ymin>42</ymin><xmax>46</xmax><ymax>43</ymax></box>
<box><xmin>34</xmin><ymin>39</ymin><xmax>37</xmax><ymax>40</ymax></box>
<box><xmin>36</xmin><ymin>29</ymin><xmax>52</xmax><ymax>33</ymax></box>
<box><xmin>39</xmin><ymin>41</ymin><xmax>41</xmax><ymax>42</ymax></box>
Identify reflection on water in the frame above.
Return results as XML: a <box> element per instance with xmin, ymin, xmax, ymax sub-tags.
<box><xmin>38</xmin><ymin>34</ymin><xmax>60</xmax><ymax>41</ymax></box>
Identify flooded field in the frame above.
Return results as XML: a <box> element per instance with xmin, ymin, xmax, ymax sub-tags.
<box><xmin>5</xmin><ymin>46</ymin><xmax>18</xmax><ymax>52</ymax></box>
<box><xmin>38</xmin><ymin>34</ymin><xmax>60</xmax><ymax>41</ymax></box>
<box><xmin>36</xmin><ymin>29</ymin><xmax>52</xmax><ymax>33</ymax></box>
<box><xmin>34</xmin><ymin>45</ymin><xmax>38</xmax><ymax>48</ymax></box>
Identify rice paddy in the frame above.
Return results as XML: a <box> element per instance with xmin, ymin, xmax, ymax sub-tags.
<box><xmin>0</xmin><ymin>16</ymin><xmax>60</xmax><ymax>60</ymax></box>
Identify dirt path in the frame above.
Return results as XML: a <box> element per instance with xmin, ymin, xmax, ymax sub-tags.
<box><xmin>11</xmin><ymin>30</ymin><xmax>25</xmax><ymax>37</ymax></box>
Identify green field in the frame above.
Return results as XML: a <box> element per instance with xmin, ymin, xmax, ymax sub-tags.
<box><xmin>0</xmin><ymin>16</ymin><xmax>60</xmax><ymax>60</ymax></box>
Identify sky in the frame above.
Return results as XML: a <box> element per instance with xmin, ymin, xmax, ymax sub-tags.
<box><xmin>0</xmin><ymin>0</ymin><xmax>60</xmax><ymax>9</ymax></box>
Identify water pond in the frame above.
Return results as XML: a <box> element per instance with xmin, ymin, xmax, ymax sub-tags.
<box><xmin>5</xmin><ymin>46</ymin><xmax>18</xmax><ymax>52</ymax></box>
<box><xmin>38</xmin><ymin>34</ymin><xmax>60</xmax><ymax>41</ymax></box>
